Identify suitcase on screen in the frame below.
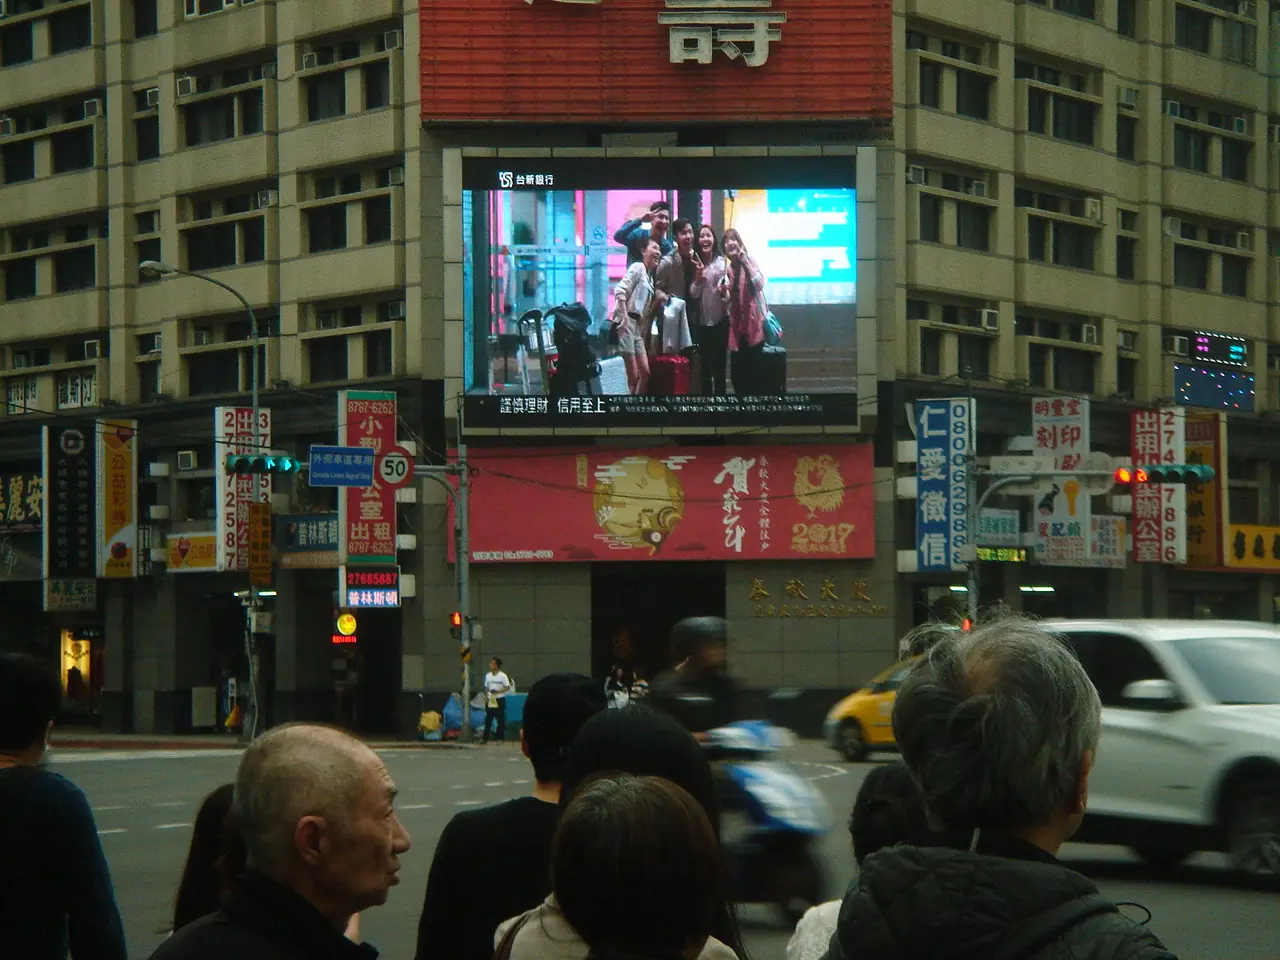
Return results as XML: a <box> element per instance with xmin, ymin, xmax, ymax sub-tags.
<box><xmin>649</xmin><ymin>354</ymin><xmax>691</xmax><ymax>396</ymax></box>
<box><xmin>759</xmin><ymin>345</ymin><xmax>787</xmax><ymax>394</ymax></box>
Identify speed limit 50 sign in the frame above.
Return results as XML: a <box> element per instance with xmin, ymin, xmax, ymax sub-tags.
<box><xmin>377</xmin><ymin>446</ymin><xmax>415</xmax><ymax>488</ymax></box>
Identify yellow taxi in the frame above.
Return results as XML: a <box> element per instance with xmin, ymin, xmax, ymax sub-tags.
<box><xmin>823</xmin><ymin>658</ymin><xmax>920</xmax><ymax>762</ymax></box>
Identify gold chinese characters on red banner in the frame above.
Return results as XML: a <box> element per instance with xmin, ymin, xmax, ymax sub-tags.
<box><xmin>747</xmin><ymin>577</ymin><xmax>887</xmax><ymax>619</ymax></box>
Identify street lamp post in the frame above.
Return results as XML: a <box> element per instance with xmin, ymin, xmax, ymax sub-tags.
<box><xmin>139</xmin><ymin>261</ymin><xmax>264</xmax><ymax>741</ymax></box>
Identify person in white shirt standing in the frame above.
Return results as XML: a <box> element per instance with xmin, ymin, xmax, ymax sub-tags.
<box><xmin>482</xmin><ymin>658</ymin><xmax>513</xmax><ymax>743</ymax></box>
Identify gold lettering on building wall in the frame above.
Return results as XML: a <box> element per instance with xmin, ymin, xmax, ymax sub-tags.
<box><xmin>747</xmin><ymin>577</ymin><xmax>886</xmax><ymax>619</ymax></box>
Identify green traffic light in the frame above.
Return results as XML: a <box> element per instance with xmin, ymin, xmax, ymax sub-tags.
<box><xmin>1140</xmin><ymin>463</ymin><xmax>1216</xmax><ymax>484</ymax></box>
<box><xmin>224</xmin><ymin>454</ymin><xmax>301</xmax><ymax>475</ymax></box>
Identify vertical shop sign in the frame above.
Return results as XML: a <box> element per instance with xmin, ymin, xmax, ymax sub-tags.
<box><xmin>43</xmin><ymin>422</ymin><xmax>97</xmax><ymax>611</ymax></box>
<box><xmin>1032</xmin><ymin>396</ymin><xmax>1090</xmax><ymax>565</ymax></box>
<box><xmin>247</xmin><ymin>502</ymin><xmax>273</xmax><ymax>587</ymax></box>
<box><xmin>1184</xmin><ymin>412</ymin><xmax>1226</xmax><ymax>567</ymax></box>
<box><xmin>1131</xmin><ymin>407</ymin><xmax>1186</xmax><ymax>565</ymax></box>
<box><xmin>1089</xmin><ymin>515</ymin><xmax>1127</xmax><ymax>569</ymax></box>
<box><xmin>97</xmin><ymin>419</ymin><xmax>138</xmax><ymax>578</ymax></box>
<box><xmin>214</xmin><ymin>406</ymin><xmax>272</xmax><ymax>573</ymax></box>
<box><xmin>914</xmin><ymin>398</ymin><xmax>972</xmax><ymax>572</ymax></box>
<box><xmin>338</xmin><ymin>390</ymin><xmax>398</xmax><ymax>565</ymax></box>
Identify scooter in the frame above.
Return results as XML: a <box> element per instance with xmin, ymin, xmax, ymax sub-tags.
<box><xmin>704</xmin><ymin>720</ymin><xmax>832</xmax><ymax>925</ymax></box>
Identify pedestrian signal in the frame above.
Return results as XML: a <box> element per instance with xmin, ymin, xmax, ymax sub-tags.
<box><xmin>450</xmin><ymin>611</ymin><xmax>462</xmax><ymax>641</ymax></box>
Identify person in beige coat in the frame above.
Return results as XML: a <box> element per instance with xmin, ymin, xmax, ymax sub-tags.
<box><xmin>495</xmin><ymin>708</ymin><xmax>746</xmax><ymax>960</ymax></box>
<box><xmin>496</xmin><ymin>773</ymin><xmax>737</xmax><ymax>960</ymax></box>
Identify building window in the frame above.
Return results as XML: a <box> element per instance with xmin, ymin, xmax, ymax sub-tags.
<box><xmin>1117</xmin><ymin>356</ymin><xmax>1136</xmax><ymax>399</ymax></box>
<box><xmin>956</xmin><ymin>202</ymin><xmax>990</xmax><ymax>251</ymax></box>
<box><xmin>1222</xmin><ymin>20</ymin><xmax>1256</xmax><ymax>67</ymax></box>
<box><xmin>137</xmin><ymin>360</ymin><xmax>161</xmax><ymax>401</ymax></box>
<box><xmin>2</xmin><ymin>141</ymin><xmax>36</xmax><ymax>183</ymax></box>
<box><xmin>364</xmin><ymin>61</ymin><xmax>392</xmax><ymax>110</ymax></box>
<box><xmin>308</xmin><ymin>206</ymin><xmax>347</xmax><ymax>253</ymax></box>
<box><xmin>1174</xmin><ymin>5</ymin><xmax>1212</xmax><ymax>54</ymax></box>
<box><xmin>1222</xmin><ymin>139</ymin><xmax>1249</xmax><ymax>182</ymax></box>
<box><xmin>364</xmin><ymin>196</ymin><xmax>392</xmax><ymax>244</ymax></box>
<box><xmin>1029</xmin><ymin>216</ymin><xmax>1095</xmax><ymax>270</ymax></box>
<box><xmin>186</xmin><ymin>222</ymin><xmax>237</xmax><ymax>270</ymax></box>
<box><xmin>4</xmin><ymin>258</ymin><xmax>38</xmax><ymax>301</ymax></box>
<box><xmin>1117</xmin><ymin>116</ymin><xmax>1137</xmax><ymax>161</ymax></box>
<box><xmin>309</xmin><ymin>337</ymin><xmax>349</xmax><ymax>382</ymax></box>
<box><xmin>135</xmin><ymin>115</ymin><xmax>160</xmax><ymax>162</ymax></box>
<box><xmin>1117</xmin><ymin>236</ymin><xmax>1137</xmax><ymax>280</ymax></box>
<box><xmin>366</xmin><ymin>329</ymin><xmax>393</xmax><ymax>377</ymax></box>
<box><xmin>919</xmin><ymin>328</ymin><xmax>942</xmax><ymax>376</ymax></box>
<box><xmin>1173</xmin><ymin>125</ymin><xmax>1210</xmax><ymax>173</ymax></box>
<box><xmin>957</xmin><ymin>335</ymin><xmax>990</xmax><ymax>381</ymax></box>
<box><xmin>188</xmin><ymin>351</ymin><xmax>241</xmax><ymax>397</ymax></box>
<box><xmin>134</xmin><ymin>0</ymin><xmax>159</xmax><ymax>38</ymax></box>
<box><xmin>1053</xmin><ymin>0</ymin><xmax>1096</xmax><ymax>17</ymax></box>
<box><xmin>1173</xmin><ymin>244</ymin><xmax>1209</xmax><ymax>289</ymax></box>
<box><xmin>307</xmin><ymin>73</ymin><xmax>347</xmax><ymax>122</ymax></box>
<box><xmin>137</xmin><ymin>238</ymin><xmax>162</xmax><ymax>283</ymax></box>
<box><xmin>919</xmin><ymin>60</ymin><xmax>942</xmax><ymax>108</ymax></box>
<box><xmin>919</xmin><ymin>193</ymin><xmax>941</xmax><ymax>242</ymax></box>
<box><xmin>1117</xmin><ymin>0</ymin><xmax>1136</xmax><ymax>38</ymax></box>
<box><xmin>1052</xmin><ymin>95</ymin><xmax>1096</xmax><ymax>145</ymax></box>
<box><xmin>1028</xmin><ymin>342</ymin><xmax>1049</xmax><ymax>388</ymax></box>
<box><xmin>1054</xmin><ymin>348</ymin><xmax>1096</xmax><ymax>393</ymax></box>
<box><xmin>56</xmin><ymin>370</ymin><xmax>97</xmax><ymax>410</ymax></box>
<box><xmin>52</xmin><ymin>127</ymin><xmax>95</xmax><ymax>173</ymax></box>
<box><xmin>1222</xmin><ymin>254</ymin><xmax>1249</xmax><ymax>297</ymax></box>
<box><xmin>1</xmin><ymin>21</ymin><xmax>35</xmax><ymax>65</ymax></box>
<box><xmin>241</xmin><ymin>218</ymin><xmax>265</xmax><ymax>263</ymax></box>
<box><xmin>6</xmin><ymin>377</ymin><xmax>38</xmax><ymax>414</ymax></box>
<box><xmin>49</xmin><ymin>6</ymin><xmax>93</xmax><ymax>55</ymax></box>
<box><xmin>955</xmin><ymin>70</ymin><xmax>990</xmax><ymax>120</ymax></box>
<box><xmin>185</xmin><ymin>98</ymin><xmax>236</xmax><ymax>146</ymax></box>
<box><xmin>240</xmin><ymin>90</ymin><xmax>264</xmax><ymax>135</ymax></box>
<box><xmin>54</xmin><ymin>246</ymin><xmax>95</xmax><ymax>292</ymax></box>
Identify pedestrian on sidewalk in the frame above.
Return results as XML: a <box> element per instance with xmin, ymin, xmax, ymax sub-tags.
<box><xmin>415</xmin><ymin>673</ymin><xmax>607</xmax><ymax>960</ymax></box>
<box><xmin>0</xmin><ymin>653</ymin><xmax>127</xmax><ymax>960</ymax></box>
<box><xmin>150</xmin><ymin>722</ymin><xmax>410</xmax><ymax>960</ymax></box>
<box><xmin>482</xmin><ymin>658</ymin><xmax>513</xmax><ymax>743</ymax></box>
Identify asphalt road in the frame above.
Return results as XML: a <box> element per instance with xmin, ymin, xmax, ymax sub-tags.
<box><xmin>54</xmin><ymin>742</ymin><xmax>1277</xmax><ymax>960</ymax></box>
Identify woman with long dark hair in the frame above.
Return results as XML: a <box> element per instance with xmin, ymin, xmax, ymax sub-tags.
<box><xmin>171</xmin><ymin>785</ymin><xmax>243</xmax><ymax>933</ymax></box>
<box><xmin>553</xmin><ymin>774</ymin><xmax>724</xmax><ymax>960</ymax></box>
<box><xmin>495</xmin><ymin>707</ymin><xmax>746</xmax><ymax>959</ymax></box>
<box><xmin>689</xmin><ymin>224</ymin><xmax>730</xmax><ymax>396</ymax></box>
<box><xmin>720</xmin><ymin>228</ymin><xmax>768</xmax><ymax>396</ymax></box>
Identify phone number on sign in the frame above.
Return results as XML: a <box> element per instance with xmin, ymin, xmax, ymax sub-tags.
<box><xmin>472</xmin><ymin>550</ymin><xmax>555</xmax><ymax>561</ymax></box>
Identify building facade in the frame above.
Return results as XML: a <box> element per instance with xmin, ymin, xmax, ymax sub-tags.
<box><xmin>3</xmin><ymin>0</ymin><xmax>1280</xmax><ymax>735</ymax></box>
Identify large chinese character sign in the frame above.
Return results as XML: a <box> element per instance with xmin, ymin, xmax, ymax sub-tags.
<box><xmin>914</xmin><ymin>399</ymin><xmax>972</xmax><ymax>573</ymax></box>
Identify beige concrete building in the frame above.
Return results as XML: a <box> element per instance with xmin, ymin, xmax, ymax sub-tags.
<box><xmin>892</xmin><ymin>0</ymin><xmax>1277</xmax><ymax>406</ymax></box>
<box><xmin>0</xmin><ymin>0</ymin><xmax>423</xmax><ymax>411</ymax></box>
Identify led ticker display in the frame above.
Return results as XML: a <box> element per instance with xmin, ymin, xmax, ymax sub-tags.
<box><xmin>975</xmin><ymin>547</ymin><xmax>1027</xmax><ymax>563</ymax></box>
<box><xmin>1175</xmin><ymin>363</ymin><xmax>1256</xmax><ymax>413</ymax></box>
<box><xmin>1191</xmin><ymin>330</ymin><xmax>1248</xmax><ymax>368</ymax></box>
<box><xmin>340</xmin><ymin>565</ymin><xmax>401</xmax><ymax>608</ymax></box>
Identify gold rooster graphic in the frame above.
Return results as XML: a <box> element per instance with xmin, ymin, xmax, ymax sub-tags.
<box><xmin>794</xmin><ymin>455</ymin><xmax>845</xmax><ymax>518</ymax></box>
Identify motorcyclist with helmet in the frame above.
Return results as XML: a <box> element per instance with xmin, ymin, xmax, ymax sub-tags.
<box><xmin>648</xmin><ymin>616</ymin><xmax>743</xmax><ymax>741</ymax></box>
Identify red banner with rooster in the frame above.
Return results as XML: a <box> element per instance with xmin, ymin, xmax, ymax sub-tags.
<box><xmin>454</xmin><ymin>445</ymin><xmax>874</xmax><ymax>562</ymax></box>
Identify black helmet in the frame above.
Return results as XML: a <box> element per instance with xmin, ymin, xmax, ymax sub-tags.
<box><xmin>670</xmin><ymin>616</ymin><xmax>728</xmax><ymax>660</ymax></box>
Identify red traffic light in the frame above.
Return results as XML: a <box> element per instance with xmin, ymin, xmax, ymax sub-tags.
<box><xmin>961</xmin><ymin>618</ymin><xmax>973</xmax><ymax>632</ymax></box>
<box><xmin>450</xmin><ymin>611</ymin><xmax>462</xmax><ymax>628</ymax></box>
<box><xmin>1114</xmin><ymin>467</ymin><xmax>1149</xmax><ymax>484</ymax></box>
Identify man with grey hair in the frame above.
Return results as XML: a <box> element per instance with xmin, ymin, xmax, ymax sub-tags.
<box><xmin>825</xmin><ymin>619</ymin><xmax>1176</xmax><ymax>960</ymax></box>
<box><xmin>150</xmin><ymin>723</ymin><xmax>410</xmax><ymax>960</ymax></box>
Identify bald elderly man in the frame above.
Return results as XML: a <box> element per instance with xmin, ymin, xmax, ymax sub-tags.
<box><xmin>151</xmin><ymin>723</ymin><xmax>410</xmax><ymax>960</ymax></box>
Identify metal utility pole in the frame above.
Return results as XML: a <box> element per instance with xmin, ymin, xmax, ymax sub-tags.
<box><xmin>409</xmin><ymin>450</ymin><xmax>474</xmax><ymax>743</ymax></box>
<box><xmin>139</xmin><ymin>261</ymin><xmax>263</xmax><ymax>742</ymax></box>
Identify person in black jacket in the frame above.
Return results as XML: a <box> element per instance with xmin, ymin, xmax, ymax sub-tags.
<box><xmin>150</xmin><ymin>723</ymin><xmax>411</xmax><ymax>960</ymax></box>
<box><xmin>0</xmin><ymin>653</ymin><xmax>127</xmax><ymax>960</ymax></box>
<box><xmin>415</xmin><ymin>673</ymin><xmax>607</xmax><ymax>960</ymax></box>
<box><xmin>648</xmin><ymin>616</ymin><xmax>742</xmax><ymax>739</ymax></box>
<box><xmin>824</xmin><ymin>619</ymin><xmax>1178</xmax><ymax>960</ymax></box>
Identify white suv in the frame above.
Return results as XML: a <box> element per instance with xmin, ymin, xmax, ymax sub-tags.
<box><xmin>1045</xmin><ymin>619</ymin><xmax>1280</xmax><ymax>878</ymax></box>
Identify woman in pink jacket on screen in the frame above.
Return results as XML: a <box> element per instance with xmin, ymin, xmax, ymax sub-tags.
<box><xmin>721</xmin><ymin>228</ymin><xmax>767</xmax><ymax>397</ymax></box>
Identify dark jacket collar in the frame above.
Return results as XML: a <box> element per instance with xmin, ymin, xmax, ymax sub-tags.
<box><xmin>915</xmin><ymin>828</ymin><xmax>1062</xmax><ymax>866</ymax></box>
<box><xmin>223</xmin><ymin>871</ymin><xmax>377</xmax><ymax>960</ymax></box>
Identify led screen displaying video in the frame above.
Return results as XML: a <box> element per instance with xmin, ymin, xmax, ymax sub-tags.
<box><xmin>459</xmin><ymin>156</ymin><xmax>860</xmax><ymax>427</ymax></box>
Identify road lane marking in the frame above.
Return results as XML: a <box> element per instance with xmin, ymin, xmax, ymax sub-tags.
<box><xmin>153</xmin><ymin>801</ymin><xmax>185</xmax><ymax>807</ymax></box>
<box><xmin>512</xmin><ymin>779</ymin><xmax>529</xmax><ymax>785</ymax></box>
<box><xmin>450</xmin><ymin>784</ymin><xmax>465</xmax><ymax>790</ymax></box>
<box><xmin>399</xmin><ymin>803</ymin><xmax>432</xmax><ymax>810</ymax></box>
<box><xmin>484</xmin><ymin>781</ymin><xmax>505</xmax><ymax>787</ymax></box>
<box><xmin>97</xmin><ymin>828</ymin><xmax>128</xmax><ymax>835</ymax></box>
<box><xmin>154</xmin><ymin>823</ymin><xmax>190</xmax><ymax>830</ymax></box>
<box><xmin>455</xmin><ymin>800</ymin><xmax>482</xmax><ymax>806</ymax></box>
<box><xmin>94</xmin><ymin>805</ymin><xmax>128</xmax><ymax>812</ymax></box>
<box><xmin>801</xmin><ymin>763</ymin><xmax>850</xmax><ymax>781</ymax></box>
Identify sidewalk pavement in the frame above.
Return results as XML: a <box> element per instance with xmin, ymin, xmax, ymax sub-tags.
<box><xmin>52</xmin><ymin>729</ymin><xmax>475</xmax><ymax>751</ymax></box>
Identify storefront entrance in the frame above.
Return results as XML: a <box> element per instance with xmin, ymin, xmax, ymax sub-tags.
<box><xmin>590</xmin><ymin>562</ymin><xmax>726</xmax><ymax>682</ymax></box>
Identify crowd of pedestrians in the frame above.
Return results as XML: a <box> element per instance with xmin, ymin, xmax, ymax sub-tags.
<box><xmin>0</xmin><ymin>615</ymin><xmax>1181</xmax><ymax>960</ymax></box>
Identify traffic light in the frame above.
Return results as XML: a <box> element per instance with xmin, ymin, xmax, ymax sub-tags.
<box><xmin>225</xmin><ymin>454</ymin><xmax>302</xmax><ymax>475</ymax></box>
<box><xmin>1114</xmin><ymin>464</ymin><xmax>1215</xmax><ymax>484</ymax></box>
<box><xmin>449</xmin><ymin>611</ymin><xmax>462</xmax><ymax>641</ymax></box>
